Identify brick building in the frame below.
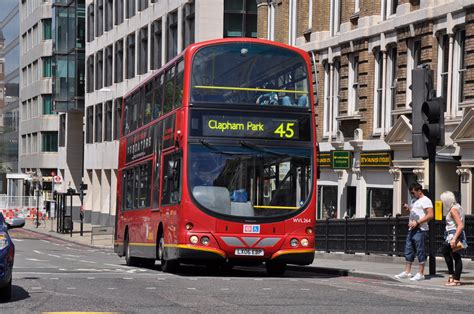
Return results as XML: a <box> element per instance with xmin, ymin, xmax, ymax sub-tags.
<box><xmin>257</xmin><ymin>0</ymin><xmax>474</xmax><ymax>218</ymax></box>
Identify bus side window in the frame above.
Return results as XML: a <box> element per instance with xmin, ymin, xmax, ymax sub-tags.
<box><xmin>152</xmin><ymin>121</ymin><xmax>163</xmax><ymax>209</ymax></box>
<box><xmin>153</xmin><ymin>75</ymin><xmax>163</xmax><ymax>119</ymax></box>
<box><xmin>163</xmin><ymin>66</ymin><xmax>175</xmax><ymax>114</ymax></box>
<box><xmin>138</xmin><ymin>161</ymin><xmax>152</xmax><ymax>208</ymax></box>
<box><xmin>131</xmin><ymin>92</ymin><xmax>140</xmax><ymax>132</ymax></box>
<box><xmin>124</xmin><ymin>169</ymin><xmax>134</xmax><ymax>210</ymax></box>
<box><xmin>174</xmin><ymin>60</ymin><xmax>184</xmax><ymax>108</ymax></box>
<box><xmin>161</xmin><ymin>152</ymin><xmax>181</xmax><ymax>205</ymax></box>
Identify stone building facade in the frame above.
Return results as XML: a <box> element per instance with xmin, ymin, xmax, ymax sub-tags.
<box><xmin>257</xmin><ymin>0</ymin><xmax>474</xmax><ymax>218</ymax></box>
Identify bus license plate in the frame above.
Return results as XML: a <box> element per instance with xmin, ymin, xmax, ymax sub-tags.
<box><xmin>235</xmin><ymin>248</ymin><xmax>264</xmax><ymax>256</ymax></box>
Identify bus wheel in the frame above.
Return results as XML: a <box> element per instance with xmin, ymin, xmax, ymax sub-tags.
<box><xmin>265</xmin><ymin>261</ymin><xmax>286</xmax><ymax>276</ymax></box>
<box><xmin>124</xmin><ymin>234</ymin><xmax>139</xmax><ymax>267</ymax></box>
<box><xmin>159</xmin><ymin>236</ymin><xmax>179</xmax><ymax>273</ymax></box>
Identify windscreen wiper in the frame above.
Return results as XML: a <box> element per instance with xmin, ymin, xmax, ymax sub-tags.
<box><xmin>199</xmin><ymin>140</ymin><xmax>236</xmax><ymax>156</ymax></box>
<box><xmin>239</xmin><ymin>141</ymin><xmax>288</xmax><ymax>157</ymax></box>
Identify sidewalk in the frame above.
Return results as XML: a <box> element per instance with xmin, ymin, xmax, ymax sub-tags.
<box><xmin>309</xmin><ymin>252</ymin><xmax>474</xmax><ymax>290</ymax></box>
<box><xmin>22</xmin><ymin>218</ymin><xmax>114</xmax><ymax>249</ymax></box>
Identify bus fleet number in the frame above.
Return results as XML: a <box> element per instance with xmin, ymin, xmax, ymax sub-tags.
<box><xmin>274</xmin><ymin>123</ymin><xmax>295</xmax><ymax>138</ymax></box>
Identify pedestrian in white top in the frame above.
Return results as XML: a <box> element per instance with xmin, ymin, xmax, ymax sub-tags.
<box><xmin>395</xmin><ymin>183</ymin><xmax>434</xmax><ymax>281</ymax></box>
<box><xmin>440</xmin><ymin>191</ymin><xmax>468</xmax><ymax>286</ymax></box>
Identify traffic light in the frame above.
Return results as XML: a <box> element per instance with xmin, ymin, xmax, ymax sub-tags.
<box><xmin>411</xmin><ymin>67</ymin><xmax>445</xmax><ymax>158</ymax></box>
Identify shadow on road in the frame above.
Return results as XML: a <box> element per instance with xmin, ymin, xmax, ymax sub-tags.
<box><xmin>0</xmin><ymin>285</ymin><xmax>30</xmax><ymax>304</ymax></box>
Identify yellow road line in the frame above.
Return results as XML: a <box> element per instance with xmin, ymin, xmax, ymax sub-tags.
<box><xmin>194</xmin><ymin>85</ymin><xmax>308</xmax><ymax>94</ymax></box>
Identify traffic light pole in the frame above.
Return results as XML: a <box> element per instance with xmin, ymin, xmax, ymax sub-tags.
<box><xmin>428</xmin><ymin>144</ymin><xmax>436</xmax><ymax>276</ymax></box>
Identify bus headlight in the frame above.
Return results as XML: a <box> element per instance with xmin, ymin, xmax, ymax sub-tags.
<box><xmin>190</xmin><ymin>235</ymin><xmax>199</xmax><ymax>244</ymax></box>
<box><xmin>300</xmin><ymin>238</ymin><xmax>309</xmax><ymax>247</ymax></box>
<box><xmin>290</xmin><ymin>238</ymin><xmax>299</xmax><ymax>247</ymax></box>
<box><xmin>201</xmin><ymin>236</ymin><xmax>210</xmax><ymax>246</ymax></box>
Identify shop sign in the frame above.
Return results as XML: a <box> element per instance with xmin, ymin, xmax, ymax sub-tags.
<box><xmin>360</xmin><ymin>152</ymin><xmax>392</xmax><ymax>168</ymax></box>
<box><xmin>318</xmin><ymin>152</ymin><xmax>331</xmax><ymax>168</ymax></box>
<box><xmin>331</xmin><ymin>151</ymin><xmax>352</xmax><ymax>169</ymax></box>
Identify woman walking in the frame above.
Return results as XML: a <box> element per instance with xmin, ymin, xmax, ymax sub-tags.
<box><xmin>440</xmin><ymin>191</ymin><xmax>468</xmax><ymax>286</ymax></box>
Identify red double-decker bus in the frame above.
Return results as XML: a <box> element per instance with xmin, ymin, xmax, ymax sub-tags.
<box><xmin>114</xmin><ymin>38</ymin><xmax>317</xmax><ymax>275</ymax></box>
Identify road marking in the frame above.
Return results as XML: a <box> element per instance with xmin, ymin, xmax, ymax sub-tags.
<box><xmin>187</xmin><ymin>288</ymin><xmax>196</xmax><ymax>290</ymax></box>
<box><xmin>263</xmin><ymin>288</ymin><xmax>272</xmax><ymax>290</ymax></box>
<box><xmin>26</xmin><ymin>258</ymin><xmax>49</xmax><ymax>262</ymax></box>
<box><xmin>50</xmin><ymin>278</ymin><xmax>59</xmax><ymax>280</ymax></box>
<box><xmin>300</xmin><ymin>288</ymin><xmax>310</xmax><ymax>291</ymax></box>
<box><xmin>66</xmin><ymin>287</ymin><xmax>76</xmax><ymax>290</ymax></box>
<box><xmin>80</xmin><ymin>260</ymin><xmax>97</xmax><ymax>264</ymax></box>
<box><xmin>123</xmin><ymin>277</ymin><xmax>133</xmax><ymax>280</ymax></box>
<box><xmin>338</xmin><ymin>289</ymin><xmax>348</xmax><ymax>291</ymax></box>
<box><xmin>254</xmin><ymin>279</ymin><xmax>263</xmax><ymax>281</ymax></box>
<box><xmin>47</xmin><ymin>254</ymin><xmax>61</xmax><ymax>258</ymax></box>
<box><xmin>41</xmin><ymin>240</ymin><xmax>51</xmax><ymax>244</ymax></box>
<box><xmin>87</xmin><ymin>277</ymin><xmax>95</xmax><ymax>280</ymax></box>
<box><xmin>31</xmin><ymin>287</ymin><xmax>42</xmax><ymax>290</ymax></box>
<box><xmin>33</xmin><ymin>250</ymin><xmax>44</xmax><ymax>255</ymax></box>
<box><xmin>108</xmin><ymin>287</ymin><xmax>116</xmax><ymax>290</ymax></box>
<box><xmin>221</xmin><ymin>288</ymin><xmax>230</xmax><ymax>291</ymax></box>
<box><xmin>146</xmin><ymin>287</ymin><xmax>156</xmax><ymax>290</ymax></box>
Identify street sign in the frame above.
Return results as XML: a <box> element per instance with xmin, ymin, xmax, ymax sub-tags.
<box><xmin>53</xmin><ymin>175</ymin><xmax>62</xmax><ymax>184</ymax></box>
<box><xmin>331</xmin><ymin>151</ymin><xmax>352</xmax><ymax>169</ymax></box>
<box><xmin>360</xmin><ymin>152</ymin><xmax>392</xmax><ymax>167</ymax></box>
<box><xmin>318</xmin><ymin>152</ymin><xmax>331</xmax><ymax>168</ymax></box>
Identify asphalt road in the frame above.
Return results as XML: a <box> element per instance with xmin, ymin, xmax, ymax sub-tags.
<box><xmin>2</xmin><ymin>229</ymin><xmax>473</xmax><ymax>314</ymax></box>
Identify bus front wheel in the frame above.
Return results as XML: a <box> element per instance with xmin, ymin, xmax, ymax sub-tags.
<box><xmin>124</xmin><ymin>234</ymin><xmax>139</xmax><ymax>267</ymax></box>
<box><xmin>158</xmin><ymin>236</ymin><xmax>179</xmax><ymax>273</ymax></box>
<box><xmin>266</xmin><ymin>261</ymin><xmax>287</xmax><ymax>276</ymax></box>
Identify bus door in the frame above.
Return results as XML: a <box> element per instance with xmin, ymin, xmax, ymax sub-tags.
<box><xmin>161</xmin><ymin>150</ymin><xmax>182</xmax><ymax>250</ymax></box>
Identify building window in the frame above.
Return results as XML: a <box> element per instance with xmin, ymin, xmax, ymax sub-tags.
<box><xmin>406</xmin><ymin>38</ymin><xmax>421</xmax><ymax>107</ymax></box>
<box><xmin>223</xmin><ymin>0</ymin><xmax>257</xmax><ymax>38</ymax></box>
<box><xmin>42</xmin><ymin>94</ymin><xmax>54</xmax><ymax>115</ymax></box>
<box><xmin>126</xmin><ymin>0</ymin><xmax>135</xmax><ymax>19</ymax></box>
<box><xmin>167</xmin><ymin>11</ymin><xmax>178</xmax><ymax>61</ymax></box>
<box><xmin>323</xmin><ymin>62</ymin><xmax>331</xmax><ymax>136</ymax></box>
<box><xmin>333</xmin><ymin>58</ymin><xmax>341</xmax><ymax>133</ymax></box>
<box><xmin>87</xmin><ymin>3</ymin><xmax>94</xmax><ymax>42</ymax></box>
<box><xmin>387</xmin><ymin>46</ymin><xmax>397</xmax><ymax>129</ymax></box>
<box><xmin>42</xmin><ymin>132</ymin><xmax>58</xmax><ymax>152</ymax></box>
<box><xmin>115</xmin><ymin>39</ymin><xmax>124</xmax><ymax>83</ymax></box>
<box><xmin>86</xmin><ymin>106</ymin><xmax>94</xmax><ymax>143</ymax></box>
<box><xmin>151</xmin><ymin>19</ymin><xmax>162</xmax><ymax>70</ymax></box>
<box><xmin>105</xmin><ymin>100</ymin><xmax>113</xmax><ymax>141</ymax></box>
<box><xmin>138</xmin><ymin>26</ymin><xmax>148</xmax><ymax>75</ymax></box>
<box><xmin>104</xmin><ymin>44</ymin><xmax>113</xmax><ymax>86</ymax></box>
<box><xmin>367</xmin><ymin>188</ymin><xmax>393</xmax><ymax>217</ymax></box>
<box><xmin>114</xmin><ymin>98</ymin><xmax>122</xmax><ymax>140</ymax></box>
<box><xmin>138</xmin><ymin>0</ymin><xmax>148</xmax><ymax>12</ymax></box>
<box><xmin>318</xmin><ymin>186</ymin><xmax>338</xmax><ymax>219</ymax></box>
<box><xmin>453</xmin><ymin>29</ymin><xmax>466</xmax><ymax>112</ymax></box>
<box><xmin>42</xmin><ymin>19</ymin><xmax>52</xmax><ymax>40</ymax></box>
<box><xmin>59</xmin><ymin>114</ymin><xmax>66</xmax><ymax>147</ymax></box>
<box><xmin>288</xmin><ymin>0</ymin><xmax>297</xmax><ymax>45</ymax></box>
<box><xmin>115</xmin><ymin>0</ymin><xmax>124</xmax><ymax>25</ymax></box>
<box><xmin>126</xmin><ymin>33</ymin><xmax>135</xmax><ymax>79</ymax></box>
<box><xmin>330</xmin><ymin>0</ymin><xmax>342</xmax><ymax>36</ymax></box>
<box><xmin>95</xmin><ymin>50</ymin><xmax>104</xmax><ymax>90</ymax></box>
<box><xmin>87</xmin><ymin>55</ymin><xmax>94</xmax><ymax>93</ymax></box>
<box><xmin>267</xmin><ymin>1</ymin><xmax>275</xmax><ymax>40</ymax></box>
<box><xmin>348</xmin><ymin>54</ymin><xmax>359</xmax><ymax>114</ymax></box>
<box><xmin>374</xmin><ymin>50</ymin><xmax>383</xmax><ymax>132</ymax></box>
<box><xmin>437</xmin><ymin>34</ymin><xmax>449</xmax><ymax>109</ymax></box>
<box><xmin>105</xmin><ymin>0</ymin><xmax>113</xmax><ymax>32</ymax></box>
<box><xmin>183</xmin><ymin>1</ymin><xmax>195</xmax><ymax>49</ymax></box>
<box><xmin>96</xmin><ymin>0</ymin><xmax>104</xmax><ymax>37</ymax></box>
<box><xmin>43</xmin><ymin>57</ymin><xmax>52</xmax><ymax>77</ymax></box>
<box><xmin>95</xmin><ymin>103</ymin><xmax>103</xmax><ymax>143</ymax></box>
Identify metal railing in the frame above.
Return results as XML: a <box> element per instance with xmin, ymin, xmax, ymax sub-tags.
<box><xmin>316</xmin><ymin>215</ymin><xmax>473</xmax><ymax>259</ymax></box>
<box><xmin>0</xmin><ymin>195</ymin><xmax>36</xmax><ymax>208</ymax></box>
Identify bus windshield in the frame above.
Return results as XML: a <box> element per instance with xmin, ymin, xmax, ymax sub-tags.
<box><xmin>188</xmin><ymin>143</ymin><xmax>312</xmax><ymax>218</ymax></box>
<box><xmin>191</xmin><ymin>43</ymin><xmax>309</xmax><ymax>107</ymax></box>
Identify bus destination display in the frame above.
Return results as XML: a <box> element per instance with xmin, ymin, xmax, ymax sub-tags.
<box><xmin>202</xmin><ymin>115</ymin><xmax>300</xmax><ymax>140</ymax></box>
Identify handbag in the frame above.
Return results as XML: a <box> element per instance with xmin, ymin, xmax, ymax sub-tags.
<box><xmin>452</xmin><ymin>241</ymin><xmax>466</xmax><ymax>253</ymax></box>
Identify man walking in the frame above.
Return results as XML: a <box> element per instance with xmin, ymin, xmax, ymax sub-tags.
<box><xmin>395</xmin><ymin>182</ymin><xmax>434</xmax><ymax>281</ymax></box>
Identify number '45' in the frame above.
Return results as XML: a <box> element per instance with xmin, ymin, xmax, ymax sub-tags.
<box><xmin>274</xmin><ymin>123</ymin><xmax>295</xmax><ymax>138</ymax></box>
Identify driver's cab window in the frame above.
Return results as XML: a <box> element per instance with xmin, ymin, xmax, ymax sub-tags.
<box><xmin>161</xmin><ymin>151</ymin><xmax>182</xmax><ymax>205</ymax></box>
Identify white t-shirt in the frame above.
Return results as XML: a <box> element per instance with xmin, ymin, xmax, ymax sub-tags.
<box><xmin>446</xmin><ymin>204</ymin><xmax>465</xmax><ymax>232</ymax></box>
<box><xmin>409</xmin><ymin>195</ymin><xmax>433</xmax><ymax>231</ymax></box>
